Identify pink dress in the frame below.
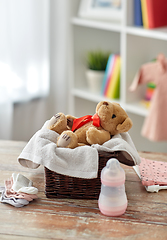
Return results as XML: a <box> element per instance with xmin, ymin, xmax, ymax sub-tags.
<box><xmin>130</xmin><ymin>54</ymin><xmax>167</xmax><ymax>141</ymax></box>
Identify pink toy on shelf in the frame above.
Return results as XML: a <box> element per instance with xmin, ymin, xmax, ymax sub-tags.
<box><xmin>145</xmin><ymin>82</ymin><xmax>156</xmax><ymax>101</ymax></box>
<box><xmin>98</xmin><ymin>158</ymin><xmax>128</xmax><ymax>217</ymax></box>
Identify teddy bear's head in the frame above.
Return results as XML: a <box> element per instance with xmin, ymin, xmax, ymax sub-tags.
<box><xmin>96</xmin><ymin>101</ymin><xmax>132</xmax><ymax>135</ymax></box>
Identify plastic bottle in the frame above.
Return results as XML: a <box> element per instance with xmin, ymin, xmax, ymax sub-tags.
<box><xmin>98</xmin><ymin>158</ymin><xmax>128</xmax><ymax>216</ymax></box>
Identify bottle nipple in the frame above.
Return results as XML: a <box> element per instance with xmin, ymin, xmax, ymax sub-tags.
<box><xmin>101</xmin><ymin>158</ymin><xmax>125</xmax><ymax>187</ymax></box>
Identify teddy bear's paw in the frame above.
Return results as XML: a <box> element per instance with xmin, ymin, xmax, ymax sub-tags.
<box><xmin>57</xmin><ymin>131</ymin><xmax>78</xmax><ymax>149</ymax></box>
<box><xmin>47</xmin><ymin>113</ymin><xmax>67</xmax><ymax>134</ymax></box>
<box><xmin>86</xmin><ymin>127</ymin><xmax>100</xmax><ymax>145</ymax></box>
<box><xmin>57</xmin><ymin>133</ymin><xmax>71</xmax><ymax>147</ymax></box>
<box><xmin>48</xmin><ymin>113</ymin><xmax>61</xmax><ymax>127</ymax></box>
<box><xmin>86</xmin><ymin>127</ymin><xmax>110</xmax><ymax>145</ymax></box>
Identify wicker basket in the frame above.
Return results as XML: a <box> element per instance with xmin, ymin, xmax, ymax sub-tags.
<box><xmin>44</xmin><ymin>150</ymin><xmax>134</xmax><ymax>200</ymax></box>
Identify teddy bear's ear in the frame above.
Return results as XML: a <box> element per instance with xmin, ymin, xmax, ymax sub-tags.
<box><xmin>116</xmin><ymin>117</ymin><xmax>133</xmax><ymax>133</ymax></box>
<box><xmin>113</xmin><ymin>102</ymin><xmax>120</xmax><ymax>107</ymax></box>
<box><xmin>96</xmin><ymin>101</ymin><xmax>110</xmax><ymax>112</ymax></box>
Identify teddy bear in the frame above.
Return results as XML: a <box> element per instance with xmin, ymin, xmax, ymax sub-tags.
<box><xmin>47</xmin><ymin>101</ymin><xmax>133</xmax><ymax>149</ymax></box>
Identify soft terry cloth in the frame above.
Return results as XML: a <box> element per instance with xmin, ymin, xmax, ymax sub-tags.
<box><xmin>12</xmin><ymin>173</ymin><xmax>38</xmax><ymax>194</ymax></box>
<box><xmin>1</xmin><ymin>190</ymin><xmax>29</xmax><ymax>208</ymax></box>
<box><xmin>18</xmin><ymin>121</ymin><xmax>141</xmax><ymax>179</ymax></box>
<box><xmin>0</xmin><ymin>174</ymin><xmax>38</xmax><ymax>207</ymax></box>
<box><xmin>129</xmin><ymin>54</ymin><xmax>167</xmax><ymax>141</ymax></box>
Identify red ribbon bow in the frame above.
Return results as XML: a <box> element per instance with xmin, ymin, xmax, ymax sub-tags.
<box><xmin>71</xmin><ymin>113</ymin><xmax>100</xmax><ymax>132</ymax></box>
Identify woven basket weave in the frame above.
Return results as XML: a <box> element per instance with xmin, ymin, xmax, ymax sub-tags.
<box><xmin>44</xmin><ymin>150</ymin><xmax>134</xmax><ymax>200</ymax></box>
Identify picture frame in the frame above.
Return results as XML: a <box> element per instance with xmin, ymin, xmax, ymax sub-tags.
<box><xmin>78</xmin><ymin>0</ymin><xmax>123</xmax><ymax>22</ymax></box>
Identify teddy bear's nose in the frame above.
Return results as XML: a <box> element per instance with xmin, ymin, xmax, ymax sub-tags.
<box><xmin>103</xmin><ymin>101</ymin><xmax>109</xmax><ymax>106</ymax></box>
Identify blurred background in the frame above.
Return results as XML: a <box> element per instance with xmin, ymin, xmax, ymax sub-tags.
<box><xmin>0</xmin><ymin>0</ymin><xmax>167</xmax><ymax>154</ymax></box>
<box><xmin>0</xmin><ymin>0</ymin><xmax>69</xmax><ymax>141</ymax></box>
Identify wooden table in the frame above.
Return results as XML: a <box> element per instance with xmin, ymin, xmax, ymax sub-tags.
<box><xmin>0</xmin><ymin>140</ymin><xmax>167</xmax><ymax>240</ymax></box>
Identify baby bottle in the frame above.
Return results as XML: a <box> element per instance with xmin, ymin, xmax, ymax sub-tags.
<box><xmin>98</xmin><ymin>158</ymin><xmax>128</xmax><ymax>216</ymax></box>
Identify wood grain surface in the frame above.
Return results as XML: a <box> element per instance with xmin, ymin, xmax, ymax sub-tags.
<box><xmin>0</xmin><ymin>140</ymin><xmax>167</xmax><ymax>239</ymax></box>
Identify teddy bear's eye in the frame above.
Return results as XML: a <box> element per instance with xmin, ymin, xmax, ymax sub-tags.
<box><xmin>112</xmin><ymin>114</ymin><xmax>116</xmax><ymax>119</ymax></box>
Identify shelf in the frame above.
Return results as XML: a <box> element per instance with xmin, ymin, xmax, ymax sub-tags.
<box><xmin>69</xmin><ymin>0</ymin><xmax>167</xmax><ymax>153</ymax></box>
<box><xmin>125</xmin><ymin>102</ymin><xmax>148</xmax><ymax>117</ymax></box>
<box><xmin>71</xmin><ymin>88</ymin><xmax>120</xmax><ymax>104</ymax></box>
<box><xmin>71</xmin><ymin>17</ymin><xmax>122</xmax><ymax>32</ymax></box>
<box><xmin>72</xmin><ymin>17</ymin><xmax>167</xmax><ymax>41</ymax></box>
<box><xmin>126</xmin><ymin>26</ymin><xmax>167</xmax><ymax>40</ymax></box>
<box><xmin>71</xmin><ymin>88</ymin><xmax>148</xmax><ymax>117</ymax></box>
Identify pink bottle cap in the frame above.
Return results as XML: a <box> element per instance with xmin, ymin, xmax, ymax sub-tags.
<box><xmin>101</xmin><ymin>158</ymin><xmax>125</xmax><ymax>187</ymax></box>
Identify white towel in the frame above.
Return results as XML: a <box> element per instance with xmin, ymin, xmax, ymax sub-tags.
<box><xmin>18</xmin><ymin>121</ymin><xmax>141</xmax><ymax>179</ymax></box>
<box><xmin>92</xmin><ymin>132</ymin><xmax>141</xmax><ymax>166</ymax></box>
<box><xmin>12</xmin><ymin>173</ymin><xmax>38</xmax><ymax>195</ymax></box>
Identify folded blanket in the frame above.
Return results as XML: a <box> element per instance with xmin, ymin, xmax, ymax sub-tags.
<box><xmin>18</xmin><ymin>121</ymin><xmax>141</xmax><ymax>179</ymax></box>
<box><xmin>133</xmin><ymin>157</ymin><xmax>167</xmax><ymax>192</ymax></box>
